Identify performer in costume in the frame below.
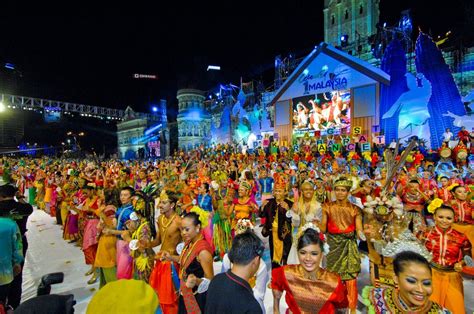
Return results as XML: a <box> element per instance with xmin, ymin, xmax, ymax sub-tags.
<box><xmin>95</xmin><ymin>190</ymin><xmax>118</xmax><ymax>288</ymax></box>
<box><xmin>148</xmin><ymin>190</ymin><xmax>182</xmax><ymax>314</ymax></box>
<box><xmin>211</xmin><ymin>172</ymin><xmax>232</xmax><ymax>260</ymax></box>
<box><xmin>80</xmin><ymin>185</ymin><xmax>101</xmax><ymax>284</ymax></box>
<box><xmin>397</xmin><ymin>179</ymin><xmax>430</xmax><ymax>233</ymax></box>
<box><xmin>321</xmin><ymin>177</ymin><xmax>364</xmax><ymax>313</ymax></box>
<box><xmin>126</xmin><ymin>212</ymin><xmax>155</xmax><ymax>282</ymax></box>
<box><xmin>271</xmin><ymin>224</ymin><xmax>348</xmax><ymax>313</ymax></box>
<box><xmin>286</xmin><ymin>180</ymin><xmax>322</xmax><ymax>264</ymax></box>
<box><xmin>421</xmin><ymin>202</ymin><xmax>472</xmax><ymax>314</ymax></box>
<box><xmin>363</xmin><ymin>251</ymin><xmax>451</xmax><ymax>313</ymax></box>
<box><xmin>104</xmin><ymin>186</ymin><xmax>135</xmax><ymax>280</ymax></box>
<box><xmin>162</xmin><ymin>212</ymin><xmax>214</xmax><ymax>314</ymax></box>
<box><xmin>228</xmin><ymin>182</ymin><xmax>258</xmax><ymax>235</ymax></box>
<box><xmin>260</xmin><ymin>176</ymin><xmax>293</xmax><ymax>269</ymax></box>
<box><xmin>449</xmin><ymin>185</ymin><xmax>474</xmax><ymax>275</ymax></box>
<box><xmin>437</xmin><ymin>176</ymin><xmax>453</xmax><ymax>203</ymax></box>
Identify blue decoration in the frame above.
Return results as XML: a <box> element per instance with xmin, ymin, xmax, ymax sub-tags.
<box><xmin>379</xmin><ymin>39</ymin><xmax>408</xmax><ymax>143</ymax></box>
<box><xmin>415</xmin><ymin>32</ymin><xmax>466</xmax><ymax>148</ymax></box>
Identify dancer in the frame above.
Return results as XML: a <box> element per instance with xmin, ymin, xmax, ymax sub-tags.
<box><xmin>271</xmin><ymin>224</ymin><xmax>348</xmax><ymax>313</ymax></box>
<box><xmin>321</xmin><ymin>177</ymin><xmax>364</xmax><ymax>313</ymax></box>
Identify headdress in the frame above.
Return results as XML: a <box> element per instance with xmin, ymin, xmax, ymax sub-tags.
<box><xmin>364</xmin><ymin>195</ymin><xmax>404</xmax><ymax>219</ymax></box>
<box><xmin>427</xmin><ymin>198</ymin><xmax>443</xmax><ymax>214</ymax></box>
<box><xmin>297</xmin><ymin>223</ymin><xmax>330</xmax><ymax>255</ymax></box>
<box><xmin>377</xmin><ymin>230</ymin><xmax>433</xmax><ymax>262</ymax></box>
<box><xmin>239</xmin><ymin>181</ymin><xmax>252</xmax><ymax>191</ymax></box>
<box><xmin>273</xmin><ymin>172</ymin><xmax>288</xmax><ymax>191</ymax></box>
<box><xmin>447</xmin><ymin>182</ymin><xmax>459</xmax><ymax>192</ymax></box>
<box><xmin>189</xmin><ymin>206</ymin><xmax>210</xmax><ymax>229</ymax></box>
<box><xmin>159</xmin><ymin>189</ymin><xmax>170</xmax><ymax>202</ymax></box>
<box><xmin>235</xmin><ymin>219</ymin><xmax>254</xmax><ymax>235</ymax></box>
<box><xmin>333</xmin><ymin>178</ymin><xmax>353</xmax><ymax>189</ymax></box>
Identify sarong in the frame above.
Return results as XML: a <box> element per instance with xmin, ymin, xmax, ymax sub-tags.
<box><xmin>326</xmin><ymin>232</ymin><xmax>360</xmax><ymax>280</ymax></box>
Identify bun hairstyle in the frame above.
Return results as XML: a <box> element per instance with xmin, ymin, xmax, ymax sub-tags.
<box><xmin>183</xmin><ymin>211</ymin><xmax>202</xmax><ymax>226</ymax></box>
<box><xmin>297</xmin><ymin>226</ymin><xmax>328</xmax><ymax>254</ymax></box>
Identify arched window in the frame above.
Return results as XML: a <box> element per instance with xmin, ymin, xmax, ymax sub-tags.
<box><xmin>359</xmin><ymin>4</ymin><xmax>363</xmax><ymax>14</ymax></box>
<box><xmin>345</xmin><ymin>9</ymin><xmax>349</xmax><ymax>20</ymax></box>
<box><xmin>331</xmin><ymin>15</ymin><xmax>335</xmax><ymax>25</ymax></box>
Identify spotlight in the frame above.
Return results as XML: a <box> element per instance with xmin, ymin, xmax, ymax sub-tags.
<box><xmin>0</xmin><ymin>102</ymin><xmax>5</xmax><ymax>112</ymax></box>
<box><xmin>340</xmin><ymin>34</ymin><xmax>349</xmax><ymax>47</ymax></box>
<box><xmin>152</xmin><ymin>106</ymin><xmax>158</xmax><ymax>112</ymax></box>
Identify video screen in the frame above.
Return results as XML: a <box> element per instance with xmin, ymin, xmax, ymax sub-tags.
<box><xmin>292</xmin><ymin>89</ymin><xmax>351</xmax><ymax>136</ymax></box>
<box><xmin>44</xmin><ymin>110</ymin><xmax>61</xmax><ymax>123</ymax></box>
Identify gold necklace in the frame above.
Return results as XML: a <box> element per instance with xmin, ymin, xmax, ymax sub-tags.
<box><xmin>160</xmin><ymin>213</ymin><xmax>177</xmax><ymax>229</ymax></box>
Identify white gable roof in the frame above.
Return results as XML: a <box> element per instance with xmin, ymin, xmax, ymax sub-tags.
<box><xmin>270</xmin><ymin>42</ymin><xmax>390</xmax><ymax>105</ymax></box>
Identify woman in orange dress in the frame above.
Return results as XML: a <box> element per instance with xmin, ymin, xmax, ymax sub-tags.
<box><xmin>228</xmin><ymin>182</ymin><xmax>258</xmax><ymax>237</ymax></box>
<box><xmin>271</xmin><ymin>225</ymin><xmax>348</xmax><ymax>313</ymax></box>
<box><xmin>421</xmin><ymin>203</ymin><xmax>472</xmax><ymax>314</ymax></box>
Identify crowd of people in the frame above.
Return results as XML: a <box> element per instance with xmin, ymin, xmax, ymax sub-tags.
<box><xmin>0</xmin><ymin>135</ymin><xmax>473</xmax><ymax>313</ymax></box>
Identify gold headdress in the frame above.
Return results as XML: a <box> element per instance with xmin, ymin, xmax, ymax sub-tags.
<box><xmin>159</xmin><ymin>189</ymin><xmax>169</xmax><ymax>202</ymax></box>
<box><xmin>333</xmin><ymin>178</ymin><xmax>353</xmax><ymax>189</ymax></box>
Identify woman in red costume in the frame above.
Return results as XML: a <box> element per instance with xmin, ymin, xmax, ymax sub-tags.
<box><xmin>421</xmin><ymin>203</ymin><xmax>472</xmax><ymax>314</ymax></box>
<box><xmin>449</xmin><ymin>185</ymin><xmax>474</xmax><ymax>275</ymax></box>
<box><xmin>271</xmin><ymin>225</ymin><xmax>348</xmax><ymax>313</ymax></box>
<box><xmin>437</xmin><ymin>176</ymin><xmax>453</xmax><ymax>203</ymax></box>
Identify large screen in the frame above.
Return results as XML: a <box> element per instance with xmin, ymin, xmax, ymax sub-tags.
<box><xmin>43</xmin><ymin>110</ymin><xmax>62</xmax><ymax>123</ymax></box>
<box><xmin>292</xmin><ymin>89</ymin><xmax>351</xmax><ymax>136</ymax></box>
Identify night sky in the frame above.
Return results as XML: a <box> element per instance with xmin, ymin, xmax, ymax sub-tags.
<box><xmin>0</xmin><ymin>1</ymin><xmax>470</xmax><ymax>117</ymax></box>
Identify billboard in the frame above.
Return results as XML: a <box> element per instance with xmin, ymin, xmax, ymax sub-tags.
<box><xmin>292</xmin><ymin>89</ymin><xmax>351</xmax><ymax>136</ymax></box>
<box><xmin>43</xmin><ymin>108</ymin><xmax>62</xmax><ymax>123</ymax></box>
<box><xmin>147</xmin><ymin>140</ymin><xmax>161</xmax><ymax>157</ymax></box>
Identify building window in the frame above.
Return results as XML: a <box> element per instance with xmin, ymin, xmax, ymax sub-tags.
<box><xmin>331</xmin><ymin>15</ymin><xmax>335</xmax><ymax>25</ymax></box>
<box><xmin>359</xmin><ymin>4</ymin><xmax>363</xmax><ymax>14</ymax></box>
<box><xmin>345</xmin><ymin>9</ymin><xmax>349</xmax><ymax>20</ymax></box>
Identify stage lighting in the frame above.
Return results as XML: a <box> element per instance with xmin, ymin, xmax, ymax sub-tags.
<box><xmin>341</xmin><ymin>34</ymin><xmax>349</xmax><ymax>47</ymax></box>
<box><xmin>0</xmin><ymin>102</ymin><xmax>5</xmax><ymax>112</ymax></box>
<box><xmin>152</xmin><ymin>106</ymin><xmax>158</xmax><ymax>112</ymax></box>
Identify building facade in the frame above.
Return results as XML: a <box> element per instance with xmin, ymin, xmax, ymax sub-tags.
<box><xmin>117</xmin><ymin>103</ymin><xmax>169</xmax><ymax>159</ymax></box>
<box><xmin>177</xmin><ymin>89</ymin><xmax>211</xmax><ymax>151</ymax></box>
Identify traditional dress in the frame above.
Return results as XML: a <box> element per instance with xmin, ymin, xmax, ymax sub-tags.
<box><xmin>271</xmin><ymin>265</ymin><xmax>348</xmax><ymax>314</ymax></box>
<box><xmin>130</xmin><ymin>220</ymin><xmax>155</xmax><ymax>282</ymax></box>
<box><xmin>422</xmin><ymin>226</ymin><xmax>472</xmax><ymax>314</ymax></box>
<box><xmin>231</xmin><ymin>197</ymin><xmax>257</xmax><ymax>231</ymax></box>
<box><xmin>323</xmin><ymin>200</ymin><xmax>361</xmax><ymax>310</ymax></box>
<box><xmin>260</xmin><ymin>197</ymin><xmax>293</xmax><ymax>268</ymax></box>
<box><xmin>115</xmin><ymin>203</ymin><xmax>134</xmax><ymax>279</ymax></box>
<box><xmin>450</xmin><ymin>198</ymin><xmax>474</xmax><ymax>275</ymax></box>
<box><xmin>400</xmin><ymin>189</ymin><xmax>426</xmax><ymax>233</ymax></box>
<box><xmin>178</xmin><ymin>237</ymin><xmax>213</xmax><ymax>314</ymax></box>
<box><xmin>211</xmin><ymin>187</ymin><xmax>232</xmax><ymax>259</ymax></box>
<box><xmin>82</xmin><ymin>196</ymin><xmax>100</xmax><ymax>265</ymax></box>
<box><xmin>287</xmin><ymin>196</ymin><xmax>322</xmax><ymax>264</ymax></box>
<box><xmin>95</xmin><ymin>205</ymin><xmax>117</xmax><ymax>288</ymax></box>
<box><xmin>363</xmin><ymin>286</ymin><xmax>451</xmax><ymax>314</ymax></box>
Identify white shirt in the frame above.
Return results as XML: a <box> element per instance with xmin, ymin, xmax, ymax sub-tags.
<box><xmin>442</xmin><ymin>131</ymin><xmax>453</xmax><ymax>142</ymax></box>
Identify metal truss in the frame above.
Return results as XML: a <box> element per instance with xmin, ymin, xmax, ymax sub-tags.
<box><xmin>0</xmin><ymin>93</ymin><xmax>161</xmax><ymax>121</ymax></box>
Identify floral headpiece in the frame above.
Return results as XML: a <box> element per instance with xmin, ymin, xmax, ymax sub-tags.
<box><xmin>235</xmin><ymin>219</ymin><xmax>254</xmax><ymax>235</ymax></box>
<box><xmin>297</xmin><ymin>223</ymin><xmax>330</xmax><ymax>255</ymax></box>
<box><xmin>427</xmin><ymin>198</ymin><xmax>443</xmax><ymax>214</ymax></box>
<box><xmin>447</xmin><ymin>183</ymin><xmax>459</xmax><ymax>192</ymax></box>
<box><xmin>364</xmin><ymin>195</ymin><xmax>404</xmax><ymax>218</ymax></box>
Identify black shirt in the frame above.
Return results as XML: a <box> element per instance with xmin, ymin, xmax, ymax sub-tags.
<box><xmin>205</xmin><ymin>270</ymin><xmax>263</xmax><ymax>314</ymax></box>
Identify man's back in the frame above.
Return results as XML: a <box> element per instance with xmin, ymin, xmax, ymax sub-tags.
<box><xmin>205</xmin><ymin>271</ymin><xmax>262</xmax><ymax>314</ymax></box>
